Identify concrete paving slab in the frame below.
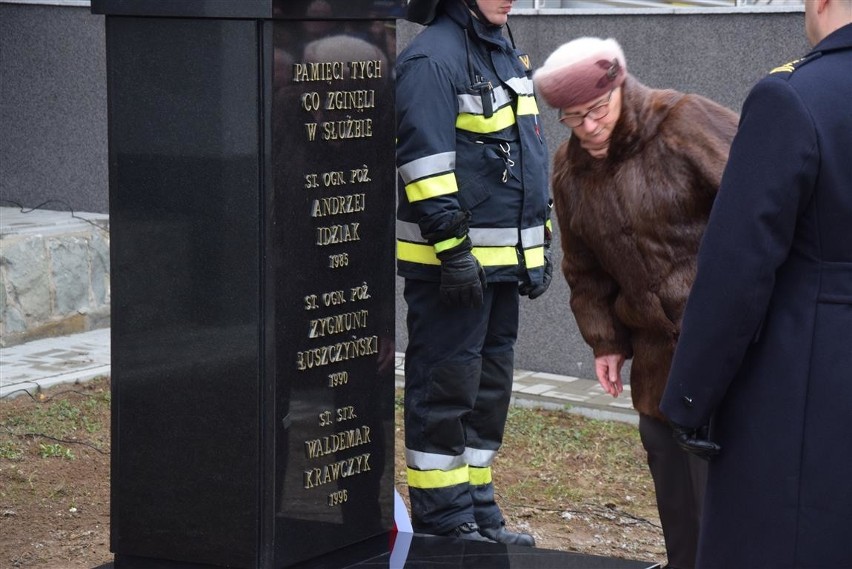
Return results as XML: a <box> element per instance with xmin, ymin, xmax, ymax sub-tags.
<box><xmin>0</xmin><ymin>328</ymin><xmax>110</xmax><ymax>399</ymax></box>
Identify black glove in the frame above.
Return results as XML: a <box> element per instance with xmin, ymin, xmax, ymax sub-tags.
<box><xmin>436</xmin><ymin>240</ymin><xmax>486</xmax><ymax>308</ymax></box>
<box><xmin>670</xmin><ymin>421</ymin><xmax>720</xmax><ymax>461</ymax></box>
<box><xmin>520</xmin><ymin>247</ymin><xmax>552</xmax><ymax>299</ymax></box>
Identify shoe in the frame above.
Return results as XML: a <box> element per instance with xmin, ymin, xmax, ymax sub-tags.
<box><xmin>442</xmin><ymin>522</ymin><xmax>496</xmax><ymax>542</ymax></box>
<box><xmin>479</xmin><ymin>524</ymin><xmax>536</xmax><ymax>547</ymax></box>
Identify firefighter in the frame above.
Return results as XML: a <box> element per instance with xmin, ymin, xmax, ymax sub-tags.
<box><xmin>396</xmin><ymin>0</ymin><xmax>551</xmax><ymax>544</ymax></box>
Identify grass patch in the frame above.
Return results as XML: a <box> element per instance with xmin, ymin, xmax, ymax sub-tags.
<box><xmin>393</xmin><ymin>389</ymin><xmax>658</xmax><ymax>522</ymax></box>
<box><xmin>0</xmin><ymin>440</ymin><xmax>24</xmax><ymax>460</ymax></box>
<box><xmin>38</xmin><ymin>443</ymin><xmax>75</xmax><ymax>460</ymax></box>
<box><xmin>0</xmin><ymin>381</ymin><xmax>111</xmax><ymax>459</ymax></box>
<box><xmin>498</xmin><ymin>405</ymin><xmax>653</xmax><ymax>514</ymax></box>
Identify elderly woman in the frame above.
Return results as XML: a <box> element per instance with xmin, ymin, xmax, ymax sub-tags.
<box><xmin>534</xmin><ymin>38</ymin><xmax>738</xmax><ymax>569</ymax></box>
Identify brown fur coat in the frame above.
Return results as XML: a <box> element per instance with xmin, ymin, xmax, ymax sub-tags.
<box><xmin>552</xmin><ymin>76</ymin><xmax>738</xmax><ymax>419</ymax></box>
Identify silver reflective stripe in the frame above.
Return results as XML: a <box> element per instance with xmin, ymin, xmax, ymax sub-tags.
<box><xmin>520</xmin><ymin>225</ymin><xmax>545</xmax><ymax>248</ymax></box>
<box><xmin>469</xmin><ymin>227</ymin><xmax>518</xmax><ymax>247</ymax></box>
<box><xmin>505</xmin><ymin>76</ymin><xmax>535</xmax><ymax>96</ymax></box>
<box><xmin>398</xmin><ymin>221</ymin><xmax>526</xmax><ymax>248</ymax></box>
<box><xmin>457</xmin><ymin>93</ymin><xmax>483</xmax><ymax>114</ymax></box>
<box><xmin>397</xmin><ymin>220</ymin><xmax>426</xmax><ymax>242</ymax></box>
<box><xmin>463</xmin><ymin>447</ymin><xmax>498</xmax><ymax>467</ymax></box>
<box><xmin>398</xmin><ymin>152</ymin><xmax>456</xmax><ymax>184</ymax></box>
<box><xmin>457</xmin><ymin>86</ymin><xmax>513</xmax><ymax>114</ymax></box>
<box><xmin>493</xmin><ymin>86</ymin><xmax>514</xmax><ymax>108</ymax></box>
<box><xmin>406</xmin><ymin>448</ymin><xmax>466</xmax><ymax>471</ymax></box>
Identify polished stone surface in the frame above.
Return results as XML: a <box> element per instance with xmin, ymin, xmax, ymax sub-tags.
<box><xmin>96</xmin><ymin>532</ymin><xmax>660</xmax><ymax>569</ymax></box>
<box><xmin>106</xmin><ymin>15</ymin><xmax>265</xmax><ymax>567</ymax></box>
<box><xmin>103</xmin><ymin>6</ymin><xmax>398</xmax><ymax>568</ymax></box>
<box><xmin>92</xmin><ymin>0</ymin><xmax>406</xmax><ymax>19</ymax></box>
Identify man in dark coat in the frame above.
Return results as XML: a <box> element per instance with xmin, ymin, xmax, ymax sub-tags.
<box><xmin>534</xmin><ymin>38</ymin><xmax>738</xmax><ymax>569</ymax></box>
<box><xmin>660</xmin><ymin>1</ymin><xmax>852</xmax><ymax>567</ymax></box>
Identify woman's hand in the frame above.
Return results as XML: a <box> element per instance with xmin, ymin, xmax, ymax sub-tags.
<box><xmin>594</xmin><ymin>353</ymin><xmax>625</xmax><ymax>397</ymax></box>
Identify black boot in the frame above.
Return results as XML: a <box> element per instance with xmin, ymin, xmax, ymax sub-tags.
<box><xmin>479</xmin><ymin>524</ymin><xmax>536</xmax><ymax>547</ymax></box>
<box><xmin>442</xmin><ymin>522</ymin><xmax>496</xmax><ymax>542</ymax></box>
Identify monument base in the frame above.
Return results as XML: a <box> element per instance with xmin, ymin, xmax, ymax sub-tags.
<box><xmin>95</xmin><ymin>532</ymin><xmax>660</xmax><ymax>569</ymax></box>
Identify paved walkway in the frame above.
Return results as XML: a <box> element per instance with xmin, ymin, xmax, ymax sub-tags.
<box><xmin>0</xmin><ymin>329</ymin><xmax>111</xmax><ymax>399</ymax></box>
<box><xmin>1</xmin><ymin>328</ymin><xmax>638</xmax><ymax>424</ymax></box>
<box><xmin>0</xmin><ymin>206</ymin><xmax>109</xmax><ymax>236</ymax></box>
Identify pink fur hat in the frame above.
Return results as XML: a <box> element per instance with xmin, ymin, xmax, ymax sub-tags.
<box><xmin>533</xmin><ymin>37</ymin><xmax>627</xmax><ymax>110</ymax></box>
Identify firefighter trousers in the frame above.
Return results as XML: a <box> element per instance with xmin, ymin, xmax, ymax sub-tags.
<box><xmin>402</xmin><ymin>279</ymin><xmax>519</xmax><ymax>535</ymax></box>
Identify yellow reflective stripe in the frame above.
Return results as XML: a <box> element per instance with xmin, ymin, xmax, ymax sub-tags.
<box><xmin>456</xmin><ymin>105</ymin><xmax>516</xmax><ymax>134</ymax></box>
<box><xmin>516</xmin><ymin>95</ymin><xmax>539</xmax><ymax>116</ymax></box>
<box><xmin>474</xmin><ymin>246</ymin><xmax>518</xmax><ymax>266</ymax></box>
<box><xmin>397</xmin><ymin>242</ymin><xmax>519</xmax><ymax>267</ymax></box>
<box><xmin>405</xmin><ymin>172</ymin><xmax>458</xmax><ymax>203</ymax></box>
<box><xmin>398</xmin><ymin>241</ymin><xmax>440</xmax><ymax>265</ymax></box>
<box><xmin>434</xmin><ymin>236</ymin><xmax>465</xmax><ymax>254</ymax></box>
<box><xmin>407</xmin><ymin>465</ymin><xmax>469</xmax><ymax>489</ymax></box>
<box><xmin>469</xmin><ymin>466</ymin><xmax>492</xmax><ymax>486</ymax></box>
<box><xmin>546</xmin><ymin>219</ymin><xmax>552</xmax><ymax>232</ymax></box>
<box><xmin>524</xmin><ymin>246</ymin><xmax>545</xmax><ymax>269</ymax></box>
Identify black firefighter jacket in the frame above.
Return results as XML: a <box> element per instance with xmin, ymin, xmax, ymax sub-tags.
<box><xmin>394</xmin><ymin>1</ymin><xmax>550</xmax><ymax>287</ymax></box>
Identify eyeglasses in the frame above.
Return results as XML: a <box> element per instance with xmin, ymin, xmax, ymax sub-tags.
<box><xmin>559</xmin><ymin>90</ymin><xmax>614</xmax><ymax>128</ymax></box>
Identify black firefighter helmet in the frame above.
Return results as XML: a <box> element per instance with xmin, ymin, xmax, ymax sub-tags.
<box><xmin>406</xmin><ymin>0</ymin><xmax>482</xmax><ymax>25</ymax></box>
<box><xmin>406</xmin><ymin>0</ymin><xmax>443</xmax><ymax>24</ymax></box>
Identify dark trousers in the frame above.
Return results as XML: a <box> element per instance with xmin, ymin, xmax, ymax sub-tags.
<box><xmin>639</xmin><ymin>413</ymin><xmax>708</xmax><ymax>569</ymax></box>
<box><xmin>403</xmin><ymin>279</ymin><xmax>519</xmax><ymax>534</ymax></box>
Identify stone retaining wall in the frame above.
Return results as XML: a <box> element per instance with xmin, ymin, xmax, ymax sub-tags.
<box><xmin>0</xmin><ymin>208</ymin><xmax>110</xmax><ymax>347</ymax></box>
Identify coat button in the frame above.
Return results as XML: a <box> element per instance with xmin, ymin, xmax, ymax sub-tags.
<box><xmin>682</xmin><ymin>396</ymin><xmax>694</xmax><ymax>408</ymax></box>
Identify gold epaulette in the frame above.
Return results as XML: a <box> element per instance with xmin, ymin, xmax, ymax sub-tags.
<box><xmin>770</xmin><ymin>57</ymin><xmax>805</xmax><ymax>74</ymax></box>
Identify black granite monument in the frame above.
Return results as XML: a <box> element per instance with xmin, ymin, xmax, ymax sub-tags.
<box><xmin>95</xmin><ymin>1</ymin><xmax>401</xmax><ymax>567</ymax></box>
<box><xmin>93</xmin><ymin>1</ymin><xmax>659</xmax><ymax>567</ymax></box>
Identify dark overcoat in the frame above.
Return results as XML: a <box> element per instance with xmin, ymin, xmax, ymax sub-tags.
<box><xmin>552</xmin><ymin>76</ymin><xmax>738</xmax><ymax>419</ymax></box>
<box><xmin>660</xmin><ymin>24</ymin><xmax>852</xmax><ymax>568</ymax></box>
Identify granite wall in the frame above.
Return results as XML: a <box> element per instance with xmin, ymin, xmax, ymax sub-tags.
<box><xmin>0</xmin><ymin>208</ymin><xmax>110</xmax><ymax>347</ymax></box>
